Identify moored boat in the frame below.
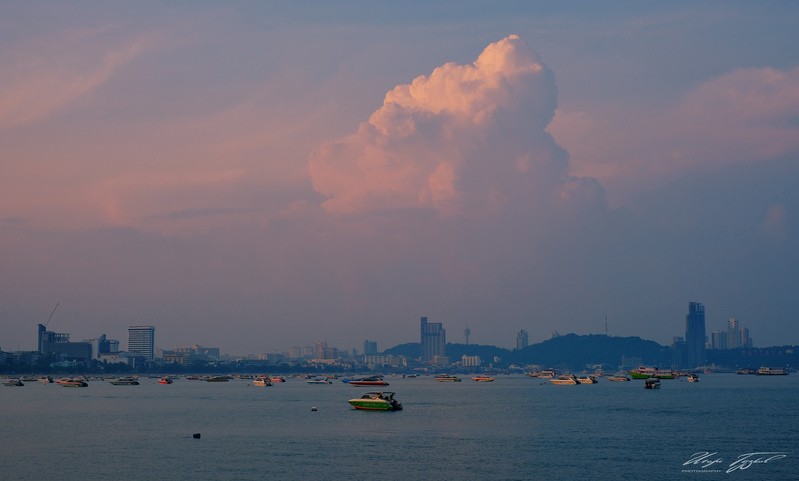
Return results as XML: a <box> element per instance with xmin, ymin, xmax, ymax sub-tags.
<box><xmin>3</xmin><ymin>379</ymin><xmax>24</xmax><ymax>387</ymax></box>
<box><xmin>472</xmin><ymin>375</ymin><xmax>495</xmax><ymax>382</ymax></box>
<box><xmin>348</xmin><ymin>391</ymin><xmax>403</xmax><ymax>411</ymax></box>
<box><xmin>38</xmin><ymin>376</ymin><xmax>54</xmax><ymax>384</ymax></box>
<box><xmin>252</xmin><ymin>376</ymin><xmax>272</xmax><ymax>387</ymax></box>
<box><xmin>158</xmin><ymin>377</ymin><xmax>173</xmax><ymax>384</ymax></box>
<box><xmin>58</xmin><ymin>378</ymin><xmax>88</xmax><ymax>387</ymax></box>
<box><xmin>756</xmin><ymin>367</ymin><xmax>788</xmax><ymax>376</ymax></box>
<box><xmin>306</xmin><ymin>377</ymin><xmax>332</xmax><ymax>384</ymax></box>
<box><xmin>629</xmin><ymin>366</ymin><xmax>675</xmax><ymax>379</ymax></box>
<box><xmin>687</xmin><ymin>373</ymin><xmax>700</xmax><ymax>382</ymax></box>
<box><xmin>206</xmin><ymin>376</ymin><xmax>231</xmax><ymax>382</ymax></box>
<box><xmin>346</xmin><ymin>376</ymin><xmax>389</xmax><ymax>386</ymax></box>
<box><xmin>576</xmin><ymin>375</ymin><xmax>598</xmax><ymax>384</ymax></box>
<box><xmin>550</xmin><ymin>374</ymin><xmax>579</xmax><ymax>385</ymax></box>
<box><xmin>109</xmin><ymin>376</ymin><xmax>140</xmax><ymax>385</ymax></box>
<box><xmin>605</xmin><ymin>373</ymin><xmax>631</xmax><ymax>382</ymax></box>
<box><xmin>434</xmin><ymin>374</ymin><xmax>461</xmax><ymax>382</ymax></box>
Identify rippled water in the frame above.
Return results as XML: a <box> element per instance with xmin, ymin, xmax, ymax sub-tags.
<box><xmin>1</xmin><ymin>374</ymin><xmax>797</xmax><ymax>480</ymax></box>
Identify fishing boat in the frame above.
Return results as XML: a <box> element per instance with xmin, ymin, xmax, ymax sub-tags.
<box><xmin>472</xmin><ymin>375</ymin><xmax>495</xmax><ymax>382</ymax></box>
<box><xmin>252</xmin><ymin>376</ymin><xmax>272</xmax><ymax>387</ymax></box>
<box><xmin>434</xmin><ymin>374</ymin><xmax>461</xmax><ymax>382</ymax></box>
<box><xmin>644</xmin><ymin>378</ymin><xmax>661</xmax><ymax>389</ymax></box>
<box><xmin>550</xmin><ymin>374</ymin><xmax>579</xmax><ymax>385</ymax></box>
<box><xmin>3</xmin><ymin>379</ymin><xmax>24</xmax><ymax>387</ymax></box>
<box><xmin>109</xmin><ymin>377</ymin><xmax>140</xmax><ymax>385</ymax></box>
<box><xmin>348</xmin><ymin>391</ymin><xmax>403</xmax><ymax>411</ymax></box>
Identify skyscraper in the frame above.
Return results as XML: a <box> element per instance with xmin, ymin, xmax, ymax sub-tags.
<box><xmin>684</xmin><ymin>302</ymin><xmax>706</xmax><ymax>368</ymax></box>
<box><xmin>127</xmin><ymin>325</ymin><xmax>155</xmax><ymax>361</ymax></box>
<box><xmin>420</xmin><ymin>316</ymin><xmax>446</xmax><ymax>362</ymax></box>
<box><xmin>516</xmin><ymin>329</ymin><xmax>529</xmax><ymax>350</ymax></box>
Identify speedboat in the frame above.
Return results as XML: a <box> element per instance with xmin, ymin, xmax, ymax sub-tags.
<box><xmin>687</xmin><ymin>373</ymin><xmax>700</xmax><ymax>382</ymax></box>
<box><xmin>38</xmin><ymin>376</ymin><xmax>54</xmax><ymax>384</ymax></box>
<box><xmin>158</xmin><ymin>377</ymin><xmax>173</xmax><ymax>384</ymax></box>
<box><xmin>252</xmin><ymin>376</ymin><xmax>272</xmax><ymax>387</ymax></box>
<box><xmin>109</xmin><ymin>377</ymin><xmax>140</xmax><ymax>385</ymax></box>
<box><xmin>206</xmin><ymin>376</ymin><xmax>231</xmax><ymax>382</ymax></box>
<box><xmin>576</xmin><ymin>375</ymin><xmax>598</xmax><ymax>384</ymax></box>
<box><xmin>472</xmin><ymin>376</ymin><xmax>495</xmax><ymax>382</ymax></box>
<box><xmin>644</xmin><ymin>378</ymin><xmax>661</xmax><ymax>389</ymax></box>
<box><xmin>550</xmin><ymin>374</ymin><xmax>579</xmax><ymax>385</ymax></box>
<box><xmin>434</xmin><ymin>374</ymin><xmax>461</xmax><ymax>382</ymax></box>
<box><xmin>3</xmin><ymin>379</ymin><xmax>24</xmax><ymax>387</ymax></box>
<box><xmin>605</xmin><ymin>373</ymin><xmax>631</xmax><ymax>382</ymax></box>
<box><xmin>348</xmin><ymin>391</ymin><xmax>403</xmax><ymax>411</ymax></box>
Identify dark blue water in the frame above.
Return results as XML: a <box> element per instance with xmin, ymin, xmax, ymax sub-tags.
<box><xmin>1</xmin><ymin>374</ymin><xmax>797</xmax><ymax>480</ymax></box>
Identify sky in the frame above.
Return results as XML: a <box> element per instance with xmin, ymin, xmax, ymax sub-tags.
<box><xmin>2</xmin><ymin>2</ymin><xmax>798</xmax><ymax>355</ymax></box>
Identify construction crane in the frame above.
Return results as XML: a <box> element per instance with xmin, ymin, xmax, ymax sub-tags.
<box><xmin>44</xmin><ymin>302</ymin><xmax>60</xmax><ymax>328</ymax></box>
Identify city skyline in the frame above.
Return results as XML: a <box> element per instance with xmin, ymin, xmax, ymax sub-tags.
<box><xmin>2</xmin><ymin>3</ymin><xmax>798</xmax><ymax>354</ymax></box>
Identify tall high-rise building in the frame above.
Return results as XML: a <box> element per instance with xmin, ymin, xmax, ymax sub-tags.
<box><xmin>363</xmin><ymin>340</ymin><xmax>378</xmax><ymax>355</ymax></box>
<box><xmin>127</xmin><ymin>325</ymin><xmax>155</xmax><ymax>361</ymax></box>
<box><xmin>516</xmin><ymin>329</ymin><xmax>529</xmax><ymax>350</ymax></box>
<box><xmin>420</xmin><ymin>316</ymin><xmax>446</xmax><ymax>362</ymax></box>
<box><xmin>684</xmin><ymin>302</ymin><xmax>706</xmax><ymax>368</ymax></box>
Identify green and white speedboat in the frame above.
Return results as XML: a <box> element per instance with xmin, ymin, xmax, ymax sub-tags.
<box><xmin>348</xmin><ymin>392</ymin><xmax>403</xmax><ymax>411</ymax></box>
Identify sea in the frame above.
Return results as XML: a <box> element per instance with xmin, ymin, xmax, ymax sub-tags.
<box><xmin>1</xmin><ymin>373</ymin><xmax>797</xmax><ymax>481</ymax></box>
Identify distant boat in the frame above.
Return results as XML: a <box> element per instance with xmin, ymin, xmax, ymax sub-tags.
<box><xmin>605</xmin><ymin>373</ymin><xmax>631</xmax><ymax>382</ymax></box>
<box><xmin>306</xmin><ymin>377</ymin><xmax>332</xmax><ymax>384</ymax></box>
<box><xmin>576</xmin><ymin>375</ymin><xmax>598</xmax><ymax>384</ymax></box>
<box><xmin>756</xmin><ymin>367</ymin><xmax>788</xmax><ymax>376</ymax></box>
<box><xmin>348</xmin><ymin>391</ymin><xmax>403</xmax><ymax>411</ymax></box>
<box><xmin>109</xmin><ymin>377</ymin><xmax>140</xmax><ymax>386</ymax></box>
<box><xmin>38</xmin><ymin>376</ymin><xmax>54</xmax><ymax>384</ymax></box>
<box><xmin>687</xmin><ymin>373</ymin><xmax>700</xmax><ymax>383</ymax></box>
<box><xmin>58</xmin><ymin>378</ymin><xmax>88</xmax><ymax>388</ymax></box>
<box><xmin>629</xmin><ymin>367</ymin><xmax>675</xmax><ymax>379</ymax></box>
<box><xmin>206</xmin><ymin>376</ymin><xmax>231</xmax><ymax>382</ymax></box>
<box><xmin>158</xmin><ymin>377</ymin><xmax>173</xmax><ymax>384</ymax></box>
<box><xmin>3</xmin><ymin>379</ymin><xmax>24</xmax><ymax>387</ymax></box>
<box><xmin>346</xmin><ymin>376</ymin><xmax>389</xmax><ymax>386</ymax></box>
<box><xmin>644</xmin><ymin>378</ymin><xmax>661</xmax><ymax>389</ymax></box>
<box><xmin>528</xmin><ymin>369</ymin><xmax>557</xmax><ymax>379</ymax></box>
<box><xmin>434</xmin><ymin>374</ymin><xmax>461</xmax><ymax>382</ymax></box>
<box><xmin>472</xmin><ymin>376</ymin><xmax>495</xmax><ymax>382</ymax></box>
<box><xmin>252</xmin><ymin>376</ymin><xmax>272</xmax><ymax>387</ymax></box>
<box><xmin>550</xmin><ymin>374</ymin><xmax>579</xmax><ymax>385</ymax></box>
<box><xmin>736</xmin><ymin>368</ymin><xmax>756</xmax><ymax>375</ymax></box>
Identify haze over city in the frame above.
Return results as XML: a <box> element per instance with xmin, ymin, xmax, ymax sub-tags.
<box><xmin>2</xmin><ymin>2</ymin><xmax>798</xmax><ymax>355</ymax></box>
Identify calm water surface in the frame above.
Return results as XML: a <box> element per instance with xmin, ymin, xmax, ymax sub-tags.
<box><xmin>1</xmin><ymin>374</ymin><xmax>797</xmax><ymax>480</ymax></box>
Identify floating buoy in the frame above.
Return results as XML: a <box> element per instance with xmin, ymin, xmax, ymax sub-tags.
<box><xmin>193</xmin><ymin>433</ymin><xmax>201</xmax><ymax>439</ymax></box>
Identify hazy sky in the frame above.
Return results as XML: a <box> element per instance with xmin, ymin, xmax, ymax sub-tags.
<box><xmin>2</xmin><ymin>2</ymin><xmax>798</xmax><ymax>355</ymax></box>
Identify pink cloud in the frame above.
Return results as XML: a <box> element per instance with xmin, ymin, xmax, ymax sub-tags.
<box><xmin>0</xmin><ymin>28</ymin><xmax>158</xmax><ymax>129</ymax></box>
<box><xmin>308</xmin><ymin>35</ymin><xmax>601</xmax><ymax>217</ymax></box>
<box><xmin>551</xmin><ymin>66</ymin><xmax>799</xmax><ymax>203</ymax></box>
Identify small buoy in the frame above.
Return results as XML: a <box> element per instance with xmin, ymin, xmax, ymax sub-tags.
<box><xmin>193</xmin><ymin>433</ymin><xmax>201</xmax><ymax>439</ymax></box>
<box><xmin>311</xmin><ymin>407</ymin><xmax>318</xmax><ymax>411</ymax></box>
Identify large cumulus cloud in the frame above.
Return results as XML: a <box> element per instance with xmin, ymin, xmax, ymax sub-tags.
<box><xmin>308</xmin><ymin>35</ymin><xmax>604</xmax><ymax>217</ymax></box>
